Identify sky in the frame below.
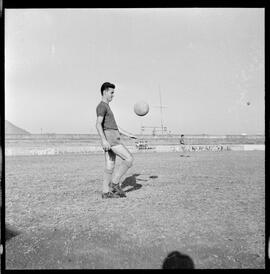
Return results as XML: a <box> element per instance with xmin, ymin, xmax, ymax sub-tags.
<box><xmin>5</xmin><ymin>8</ymin><xmax>264</xmax><ymax>135</ymax></box>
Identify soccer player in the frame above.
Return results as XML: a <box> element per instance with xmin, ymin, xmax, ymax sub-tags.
<box><xmin>96</xmin><ymin>82</ymin><xmax>135</xmax><ymax>199</ymax></box>
<box><xmin>180</xmin><ymin>134</ymin><xmax>185</xmax><ymax>145</ymax></box>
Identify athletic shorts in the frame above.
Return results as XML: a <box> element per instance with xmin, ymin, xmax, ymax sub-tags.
<box><xmin>104</xmin><ymin>129</ymin><xmax>122</xmax><ymax>147</ymax></box>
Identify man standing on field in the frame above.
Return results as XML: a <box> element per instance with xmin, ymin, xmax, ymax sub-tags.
<box><xmin>96</xmin><ymin>82</ymin><xmax>135</xmax><ymax>199</ymax></box>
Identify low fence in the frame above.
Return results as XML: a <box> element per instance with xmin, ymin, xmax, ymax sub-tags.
<box><xmin>5</xmin><ymin>144</ymin><xmax>265</xmax><ymax>156</ymax></box>
<box><xmin>5</xmin><ymin>134</ymin><xmax>265</xmax><ymax>146</ymax></box>
<box><xmin>5</xmin><ymin>134</ymin><xmax>265</xmax><ymax>156</ymax></box>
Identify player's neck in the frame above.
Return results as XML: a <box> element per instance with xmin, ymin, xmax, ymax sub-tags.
<box><xmin>102</xmin><ymin>97</ymin><xmax>109</xmax><ymax>104</ymax></box>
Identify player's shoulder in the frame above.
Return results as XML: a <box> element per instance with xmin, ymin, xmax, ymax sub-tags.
<box><xmin>96</xmin><ymin>101</ymin><xmax>108</xmax><ymax>116</ymax></box>
<box><xmin>96</xmin><ymin>101</ymin><xmax>106</xmax><ymax>109</ymax></box>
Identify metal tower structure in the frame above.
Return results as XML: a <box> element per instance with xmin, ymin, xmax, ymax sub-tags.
<box><xmin>154</xmin><ymin>85</ymin><xmax>167</xmax><ymax>135</ymax></box>
<box><xmin>140</xmin><ymin>85</ymin><xmax>168</xmax><ymax>136</ymax></box>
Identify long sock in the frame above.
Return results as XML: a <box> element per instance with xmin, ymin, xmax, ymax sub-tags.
<box><xmin>103</xmin><ymin>169</ymin><xmax>113</xmax><ymax>193</ymax></box>
<box><xmin>111</xmin><ymin>160</ymin><xmax>132</xmax><ymax>186</ymax></box>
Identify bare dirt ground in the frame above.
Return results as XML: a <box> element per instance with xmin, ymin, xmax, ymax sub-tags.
<box><xmin>5</xmin><ymin>151</ymin><xmax>265</xmax><ymax>269</ymax></box>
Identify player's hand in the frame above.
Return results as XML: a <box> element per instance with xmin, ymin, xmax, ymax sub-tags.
<box><xmin>102</xmin><ymin>140</ymin><xmax>111</xmax><ymax>151</ymax></box>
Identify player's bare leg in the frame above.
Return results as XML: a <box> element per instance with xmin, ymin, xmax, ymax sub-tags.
<box><xmin>102</xmin><ymin>150</ymin><xmax>120</xmax><ymax>198</ymax></box>
<box><xmin>110</xmin><ymin>144</ymin><xmax>134</xmax><ymax>197</ymax></box>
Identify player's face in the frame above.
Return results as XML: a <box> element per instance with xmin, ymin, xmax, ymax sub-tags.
<box><xmin>106</xmin><ymin>88</ymin><xmax>115</xmax><ymax>102</ymax></box>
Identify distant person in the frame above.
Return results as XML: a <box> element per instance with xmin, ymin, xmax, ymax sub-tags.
<box><xmin>96</xmin><ymin>82</ymin><xmax>135</xmax><ymax>199</ymax></box>
<box><xmin>162</xmin><ymin>251</ymin><xmax>195</xmax><ymax>269</ymax></box>
<box><xmin>180</xmin><ymin>134</ymin><xmax>185</xmax><ymax>145</ymax></box>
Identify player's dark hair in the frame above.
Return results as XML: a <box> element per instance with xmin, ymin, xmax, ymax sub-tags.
<box><xmin>101</xmin><ymin>82</ymin><xmax>115</xmax><ymax>95</ymax></box>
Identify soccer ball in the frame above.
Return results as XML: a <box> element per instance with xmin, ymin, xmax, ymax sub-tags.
<box><xmin>134</xmin><ymin>101</ymin><xmax>149</xmax><ymax>116</ymax></box>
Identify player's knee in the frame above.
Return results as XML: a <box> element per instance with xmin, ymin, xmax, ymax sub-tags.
<box><xmin>104</xmin><ymin>165</ymin><xmax>114</xmax><ymax>174</ymax></box>
<box><xmin>124</xmin><ymin>155</ymin><xmax>134</xmax><ymax>168</ymax></box>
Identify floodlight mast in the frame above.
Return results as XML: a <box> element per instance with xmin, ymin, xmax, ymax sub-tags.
<box><xmin>154</xmin><ymin>85</ymin><xmax>167</xmax><ymax>135</ymax></box>
<box><xmin>141</xmin><ymin>85</ymin><xmax>168</xmax><ymax>136</ymax></box>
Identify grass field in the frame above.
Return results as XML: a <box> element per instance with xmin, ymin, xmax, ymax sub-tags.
<box><xmin>5</xmin><ymin>151</ymin><xmax>265</xmax><ymax>269</ymax></box>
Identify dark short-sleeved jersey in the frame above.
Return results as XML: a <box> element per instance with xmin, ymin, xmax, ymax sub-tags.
<box><xmin>96</xmin><ymin>101</ymin><xmax>118</xmax><ymax>130</ymax></box>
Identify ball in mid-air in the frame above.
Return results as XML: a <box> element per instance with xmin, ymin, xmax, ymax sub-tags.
<box><xmin>134</xmin><ymin>101</ymin><xmax>149</xmax><ymax>116</ymax></box>
<box><xmin>247</xmin><ymin>102</ymin><xmax>251</xmax><ymax>106</ymax></box>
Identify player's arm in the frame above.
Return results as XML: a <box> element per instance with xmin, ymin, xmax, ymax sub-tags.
<box><xmin>96</xmin><ymin>116</ymin><xmax>111</xmax><ymax>151</ymax></box>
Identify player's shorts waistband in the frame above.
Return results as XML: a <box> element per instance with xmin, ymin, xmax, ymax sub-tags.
<box><xmin>104</xmin><ymin>129</ymin><xmax>122</xmax><ymax>147</ymax></box>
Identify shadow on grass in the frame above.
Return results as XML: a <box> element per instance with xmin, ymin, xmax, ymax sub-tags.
<box><xmin>149</xmin><ymin>175</ymin><xmax>158</xmax><ymax>179</ymax></box>
<box><xmin>122</xmin><ymin>173</ymin><xmax>159</xmax><ymax>193</ymax></box>
<box><xmin>6</xmin><ymin>223</ymin><xmax>21</xmax><ymax>241</ymax></box>
<box><xmin>122</xmin><ymin>174</ymin><xmax>143</xmax><ymax>193</ymax></box>
<box><xmin>162</xmin><ymin>251</ymin><xmax>195</xmax><ymax>269</ymax></box>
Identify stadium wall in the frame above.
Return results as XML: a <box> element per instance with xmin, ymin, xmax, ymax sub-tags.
<box><xmin>5</xmin><ymin>134</ymin><xmax>265</xmax><ymax>156</ymax></box>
